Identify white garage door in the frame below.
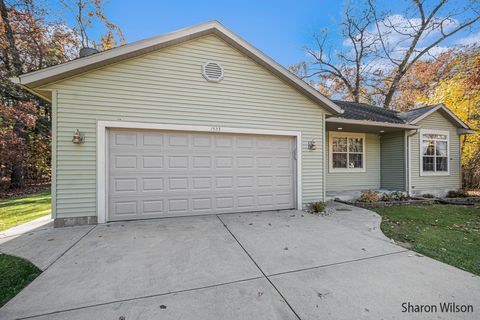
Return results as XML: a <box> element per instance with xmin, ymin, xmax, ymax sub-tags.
<box><xmin>108</xmin><ymin>129</ymin><xmax>296</xmax><ymax>221</ymax></box>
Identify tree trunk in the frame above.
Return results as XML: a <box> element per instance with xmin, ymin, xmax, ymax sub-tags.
<box><xmin>383</xmin><ymin>71</ymin><xmax>405</xmax><ymax>109</ymax></box>
<box><xmin>10</xmin><ymin>121</ymin><xmax>25</xmax><ymax>189</ymax></box>
<box><xmin>0</xmin><ymin>0</ymin><xmax>22</xmax><ymax>76</ymax></box>
<box><xmin>1</xmin><ymin>0</ymin><xmax>25</xmax><ymax>188</ymax></box>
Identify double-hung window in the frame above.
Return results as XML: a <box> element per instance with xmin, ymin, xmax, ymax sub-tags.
<box><xmin>329</xmin><ymin>132</ymin><xmax>365</xmax><ymax>172</ymax></box>
<box><xmin>420</xmin><ymin>129</ymin><xmax>449</xmax><ymax>175</ymax></box>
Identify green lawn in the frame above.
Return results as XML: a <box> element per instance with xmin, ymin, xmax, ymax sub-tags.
<box><xmin>0</xmin><ymin>192</ymin><xmax>51</xmax><ymax>232</ymax></box>
<box><xmin>374</xmin><ymin>205</ymin><xmax>480</xmax><ymax>275</ymax></box>
<box><xmin>0</xmin><ymin>254</ymin><xmax>41</xmax><ymax>307</ymax></box>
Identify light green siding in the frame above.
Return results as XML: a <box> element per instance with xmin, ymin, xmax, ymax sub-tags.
<box><xmin>47</xmin><ymin>35</ymin><xmax>329</xmax><ymax>218</ymax></box>
<box><xmin>410</xmin><ymin>112</ymin><xmax>461</xmax><ymax>195</ymax></box>
<box><xmin>326</xmin><ymin>132</ymin><xmax>381</xmax><ymax>192</ymax></box>
<box><xmin>380</xmin><ymin>131</ymin><xmax>405</xmax><ymax>191</ymax></box>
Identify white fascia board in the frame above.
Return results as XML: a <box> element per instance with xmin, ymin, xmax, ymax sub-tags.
<box><xmin>409</xmin><ymin>104</ymin><xmax>470</xmax><ymax>129</ymax></box>
<box><xmin>11</xmin><ymin>20</ymin><xmax>343</xmax><ymax>115</ymax></box>
<box><xmin>326</xmin><ymin>117</ymin><xmax>419</xmax><ymax>129</ymax></box>
<box><xmin>457</xmin><ymin>128</ymin><xmax>476</xmax><ymax>135</ymax></box>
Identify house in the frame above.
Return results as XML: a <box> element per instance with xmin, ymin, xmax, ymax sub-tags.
<box><xmin>11</xmin><ymin>21</ymin><xmax>474</xmax><ymax>226</ymax></box>
<box><xmin>325</xmin><ymin>101</ymin><xmax>473</xmax><ymax>199</ymax></box>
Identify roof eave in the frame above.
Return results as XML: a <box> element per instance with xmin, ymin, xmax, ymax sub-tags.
<box><xmin>326</xmin><ymin>117</ymin><xmax>419</xmax><ymax>129</ymax></box>
<box><xmin>10</xmin><ymin>20</ymin><xmax>343</xmax><ymax>114</ymax></box>
<box><xmin>457</xmin><ymin>128</ymin><xmax>476</xmax><ymax>135</ymax></box>
<box><xmin>407</xmin><ymin>104</ymin><xmax>470</xmax><ymax>129</ymax></box>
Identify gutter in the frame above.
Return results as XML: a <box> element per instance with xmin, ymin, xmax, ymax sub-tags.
<box><xmin>457</xmin><ymin>128</ymin><xmax>476</xmax><ymax>135</ymax></box>
<box><xmin>11</xmin><ymin>79</ymin><xmax>52</xmax><ymax>102</ymax></box>
<box><xmin>326</xmin><ymin>117</ymin><xmax>420</xmax><ymax>129</ymax></box>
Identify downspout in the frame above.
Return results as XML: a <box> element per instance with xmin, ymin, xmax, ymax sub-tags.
<box><xmin>405</xmin><ymin>129</ymin><xmax>418</xmax><ymax>196</ymax></box>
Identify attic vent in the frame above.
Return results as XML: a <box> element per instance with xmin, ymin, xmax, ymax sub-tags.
<box><xmin>202</xmin><ymin>62</ymin><xmax>224</xmax><ymax>82</ymax></box>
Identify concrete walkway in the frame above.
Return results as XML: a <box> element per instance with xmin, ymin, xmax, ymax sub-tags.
<box><xmin>0</xmin><ymin>216</ymin><xmax>94</xmax><ymax>271</ymax></box>
<box><xmin>0</xmin><ymin>203</ymin><xmax>478</xmax><ymax>319</ymax></box>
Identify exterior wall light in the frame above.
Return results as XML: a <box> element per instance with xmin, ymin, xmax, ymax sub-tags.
<box><xmin>72</xmin><ymin>129</ymin><xmax>85</xmax><ymax>144</ymax></box>
<box><xmin>308</xmin><ymin>140</ymin><xmax>317</xmax><ymax>150</ymax></box>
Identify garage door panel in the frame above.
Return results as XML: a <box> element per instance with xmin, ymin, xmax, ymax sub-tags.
<box><xmin>108</xmin><ymin>129</ymin><xmax>295</xmax><ymax>221</ymax></box>
<box><xmin>110</xmin><ymin>175</ymin><xmax>294</xmax><ymax>195</ymax></box>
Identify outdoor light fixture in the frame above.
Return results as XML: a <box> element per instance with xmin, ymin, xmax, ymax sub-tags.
<box><xmin>72</xmin><ymin>129</ymin><xmax>85</xmax><ymax>144</ymax></box>
<box><xmin>337</xmin><ymin>127</ymin><xmax>343</xmax><ymax>130</ymax></box>
<box><xmin>308</xmin><ymin>140</ymin><xmax>317</xmax><ymax>150</ymax></box>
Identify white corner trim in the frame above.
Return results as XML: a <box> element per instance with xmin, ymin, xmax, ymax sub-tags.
<box><xmin>322</xmin><ymin>114</ymin><xmax>327</xmax><ymax>202</ymax></box>
<box><xmin>419</xmin><ymin>129</ymin><xmax>450</xmax><ymax>177</ymax></box>
<box><xmin>406</xmin><ymin>131</ymin><xmax>411</xmax><ymax>196</ymax></box>
<box><xmin>96</xmin><ymin>121</ymin><xmax>302</xmax><ymax>223</ymax></box>
<box><xmin>51</xmin><ymin>90</ymin><xmax>58</xmax><ymax>219</ymax></box>
<box><xmin>328</xmin><ymin>131</ymin><xmax>366</xmax><ymax>173</ymax></box>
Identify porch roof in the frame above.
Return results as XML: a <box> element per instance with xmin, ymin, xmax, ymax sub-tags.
<box><xmin>326</xmin><ymin>117</ymin><xmax>419</xmax><ymax>133</ymax></box>
<box><xmin>327</xmin><ymin>100</ymin><xmax>471</xmax><ymax>133</ymax></box>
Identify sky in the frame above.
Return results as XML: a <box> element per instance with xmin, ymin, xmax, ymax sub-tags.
<box><xmin>45</xmin><ymin>0</ymin><xmax>480</xmax><ymax>68</ymax></box>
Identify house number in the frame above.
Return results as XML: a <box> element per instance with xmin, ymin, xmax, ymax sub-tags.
<box><xmin>210</xmin><ymin>126</ymin><xmax>221</xmax><ymax>132</ymax></box>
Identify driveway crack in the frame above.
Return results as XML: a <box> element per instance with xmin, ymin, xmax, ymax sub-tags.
<box><xmin>216</xmin><ymin>214</ymin><xmax>302</xmax><ymax>320</ymax></box>
<box><xmin>42</xmin><ymin>224</ymin><xmax>97</xmax><ymax>271</ymax></box>
<box><xmin>267</xmin><ymin>249</ymin><xmax>409</xmax><ymax>278</ymax></box>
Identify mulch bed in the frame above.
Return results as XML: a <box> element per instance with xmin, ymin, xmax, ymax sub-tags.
<box><xmin>438</xmin><ymin>197</ymin><xmax>480</xmax><ymax>205</ymax></box>
<box><xmin>337</xmin><ymin>198</ymin><xmax>438</xmax><ymax>209</ymax></box>
<box><xmin>336</xmin><ymin>196</ymin><xmax>480</xmax><ymax>208</ymax></box>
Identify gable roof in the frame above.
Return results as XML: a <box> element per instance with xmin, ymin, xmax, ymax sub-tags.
<box><xmin>10</xmin><ymin>21</ymin><xmax>343</xmax><ymax>114</ymax></box>
<box><xmin>396</xmin><ymin>105</ymin><xmax>439</xmax><ymax>123</ymax></box>
<box><xmin>330</xmin><ymin>101</ymin><xmax>470</xmax><ymax>130</ymax></box>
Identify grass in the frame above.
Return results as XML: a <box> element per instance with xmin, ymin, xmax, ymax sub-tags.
<box><xmin>374</xmin><ymin>205</ymin><xmax>480</xmax><ymax>275</ymax></box>
<box><xmin>0</xmin><ymin>192</ymin><xmax>51</xmax><ymax>232</ymax></box>
<box><xmin>0</xmin><ymin>254</ymin><xmax>41</xmax><ymax>307</ymax></box>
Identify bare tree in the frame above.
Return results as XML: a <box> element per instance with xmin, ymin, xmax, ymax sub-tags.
<box><xmin>298</xmin><ymin>2</ymin><xmax>378</xmax><ymax>102</ymax></box>
<box><xmin>298</xmin><ymin>0</ymin><xmax>480</xmax><ymax>108</ymax></box>
<box><xmin>370</xmin><ymin>0</ymin><xmax>480</xmax><ymax>108</ymax></box>
<box><xmin>60</xmin><ymin>0</ymin><xmax>125</xmax><ymax>50</ymax></box>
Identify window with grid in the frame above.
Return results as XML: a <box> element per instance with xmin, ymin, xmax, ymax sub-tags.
<box><xmin>421</xmin><ymin>131</ymin><xmax>449</xmax><ymax>175</ymax></box>
<box><xmin>330</xmin><ymin>133</ymin><xmax>364</xmax><ymax>171</ymax></box>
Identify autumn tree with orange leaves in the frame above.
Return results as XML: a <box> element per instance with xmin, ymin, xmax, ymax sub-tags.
<box><xmin>0</xmin><ymin>0</ymin><xmax>123</xmax><ymax>189</ymax></box>
<box><xmin>414</xmin><ymin>49</ymin><xmax>480</xmax><ymax>188</ymax></box>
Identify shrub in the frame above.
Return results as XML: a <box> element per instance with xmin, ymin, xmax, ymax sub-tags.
<box><xmin>381</xmin><ymin>192</ymin><xmax>394</xmax><ymax>202</ymax></box>
<box><xmin>421</xmin><ymin>193</ymin><xmax>435</xmax><ymax>198</ymax></box>
<box><xmin>446</xmin><ymin>189</ymin><xmax>469</xmax><ymax>198</ymax></box>
<box><xmin>309</xmin><ymin>201</ymin><xmax>326</xmax><ymax>213</ymax></box>
<box><xmin>358</xmin><ymin>190</ymin><xmax>380</xmax><ymax>203</ymax></box>
<box><xmin>380</xmin><ymin>191</ymin><xmax>409</xmax><ymax>202</ymax></box>
<box><xmin>391</xmin><ymin>191</ymin><xmax>409</xmax><ymax>201</ymax></box>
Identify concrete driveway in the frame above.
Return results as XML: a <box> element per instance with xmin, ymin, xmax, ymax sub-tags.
<box><xmin>1</xmin><ymin>203</ymin><xmax>478</xmax><ymax>319</ymax></box>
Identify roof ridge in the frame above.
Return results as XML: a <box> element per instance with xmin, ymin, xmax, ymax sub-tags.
<box><xmin>333</xmin><ymin>100</ymin><xmax>399</xmax><ymax>113</ymax></box>
<box><xmin>10</xmin><ymin>21</ymin><xmax>343</xmax><ymax>114</ymax></box>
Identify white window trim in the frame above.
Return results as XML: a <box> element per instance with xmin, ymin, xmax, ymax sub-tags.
<box><xmin>329</xmin><ymin>131</ymin><xmax>366</xmax><ymax>173</ymax></box>
<box><xmin>419</xmin><ymin>129</ymin><xmax>450</xmax><ymax>176</ymax></box>
<box><xmin>96</xmin><ymin>121</ymin><xmax>302</xmax><ymax>223</ymax></box>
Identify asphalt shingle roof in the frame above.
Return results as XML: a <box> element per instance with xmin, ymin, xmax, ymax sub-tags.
<box><xmin>396</xmin><ymin>105</ymin><xmax>440</xmax><ymax>123</ymax></box>
<box><xmin>333</xmin><ymin>100</ymin><xmax>405</xmax><ymax>124</ymax></box>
